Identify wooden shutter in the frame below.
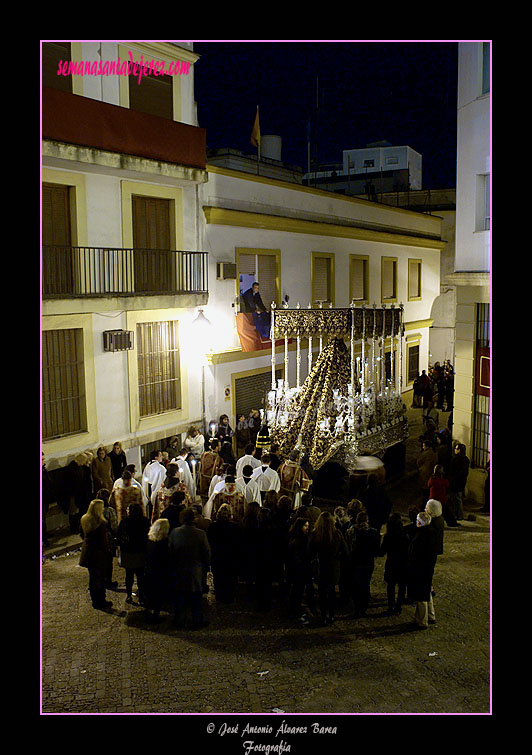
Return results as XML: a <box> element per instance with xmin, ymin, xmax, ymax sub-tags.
<box><xmin>137</xmin><ymin>321</ymin><xmax>181</xmax><ymax>417</ymax></box>
<box><xmin>129</xmin><ymin>71</ymin><xmax>173</xmax><ymax>120</ymax></box>
<box><xmin>238</xmin><ymin>254</ymin><xmax>256</xmax><ymax>276</ymax></box>
<box><xmin>235</xmin><ymin>369</ymin><xmax>282</xmax><ymax>421</ymax></box>
<box><xmin>42</xmin><ymin>328</ymin><xmax>87</xmax><ymax>439</ymax></box>
<box><xmin>257</xmin><ymin>254</ymin><xmax>277</xmax><ymax>309</ymax></box>
<box><xmin>382</xmin><ymin>258</ymin><xmax>396</xmax><ymax>300</ymax></box>
<box><xmin>350</xmin><ymin>257</ymin><xmax>366</xmax><ymax>301</ymax></box>
<box><xmin>313</xmin><ymin>257</ymin><xmax>330</xmax><ymax>303</ymax></box>
<box><xmin>132</xmin><ymin>196</ymin><xmax>174</xmax><ymax>293</ymax></box>
<box><xmin>408</xmin><ymin>260</ymin><xmax>421</xmax><ymax>299</ymax></box>
<box><xmin>42</xmin><ymin>42</ymin><xmax>72</xmax><ymax>92</ymax></box>
<box><xmin>42</xmin><ymin>183</ymin><xmax>74</xmax><ymax>295</ymax></box>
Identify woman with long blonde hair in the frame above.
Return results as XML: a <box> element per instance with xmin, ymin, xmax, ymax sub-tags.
<box><xmin>144</xmin><ymin>518</ymin><xmax>171</xmax><ymax>623</ymax></box>
<box><xmin>308</xmin><ymin>511</ymin><xmax>348</xmax><ymax>625</ymax></box>
<box><xmin>79</xmin><ymin>499</ymin><xmax>113</xmax><ymax>610</ymax></box>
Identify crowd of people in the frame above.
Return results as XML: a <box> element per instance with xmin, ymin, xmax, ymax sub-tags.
<box><xmin>416</xmin><ymin>428</ymin><xmax>471</xmax><ymax>526</ymax></box>
<box><xmin>412</xmin><ymin>361</ymin><xmax>454</xmax><ymax>414</ymax></box>
<box><xmin>72</xmin><ymin>430</ymin><xmax>452</xmax><ymax>633</ymax></box>
<box><xmin>42</xmin><ymin>370</ymin><xmax>483</xmax><ymax>631</ymax></box>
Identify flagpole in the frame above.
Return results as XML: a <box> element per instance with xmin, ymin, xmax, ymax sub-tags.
<box><xmin>257</xmin><ymin>104</ymin><xmax>260</xmax><ymax>176</ymax></box>
<box><xmin>251</xmin><ymin>104</ymin><xmax>260</xmax><ymax>175</ymax></box>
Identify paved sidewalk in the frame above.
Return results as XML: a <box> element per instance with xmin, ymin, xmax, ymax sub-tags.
<box><xmin>41</xmin><ymin>406</ymin><xmax>491</xmax><ymax>715</ymax></box>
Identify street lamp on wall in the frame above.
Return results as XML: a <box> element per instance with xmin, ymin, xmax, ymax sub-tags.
<box><xmin>191</xmin><ymin>308</ymin><xmax>213</xmax><ymax>352</ymax></box>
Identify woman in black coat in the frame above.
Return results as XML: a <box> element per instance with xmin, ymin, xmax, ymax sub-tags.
<box><xmin>144</xmin><ymin>517</ymin><xmax>171</xmax><ymax>623</ymax></box>
<box><xmin>79</xmin><ymin>499</ymin><xmax>113</xmax><ymax>610</ymax></box>
<box><xmin>207</xmin><ymin>503</ymin><xmax>242</xmax><ymax>604</ymax></box>
<box><xmin>286</xmin><ymin>517</ymin><xmax>316</xmax><ymax>621</ymax></box>
<box><xmin>117</xmin><ymin>503</ymin><xmax>150</xmax><ymax>605</ymax></box>
<box><xmin>379</xmin><ymin>512</ymin><xmax>409</xmax><ymax>615</ymax></box>
<box><xmin>308</xmin><ymin>511</ymin><xmax>349</xmax><ymax>625</ymax></box>
<box><xmin>407</xmin><ymin>510</ymin><xmax>439</xmax><ymax>629</ymax></box>
<box><xmin>425</xmin><ymin>499</ymin><xmax>445</xmax><ymax>557</ymax></box>
<box><xmin>108</xmin><ymin>442</ymin><xmax>128</xmax><ymax>481</ymax></box>
<box><xmin>345</xmin><ymin>510</ymin><xmax>380</xmax><ymax>618</ymax></box>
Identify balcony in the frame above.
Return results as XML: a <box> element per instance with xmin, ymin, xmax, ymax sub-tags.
<box><xmin>42</xmin><ymin>246</ymin><xmax>208</xmax><ymax>299</ymax></box>
<box><xmin>42</xmin><ymin>87</ymin><xmax>206</xmax><ymax>170</ymax></box>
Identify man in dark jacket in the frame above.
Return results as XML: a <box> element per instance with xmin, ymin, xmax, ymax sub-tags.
<box><xmin>448</xmin><ymin>443</ymin><xmax>470</xmax><ymax>520</ymax></box>
<box><xmin>168</xmin><ymin>507</ymin><xmax>211</xmax><ymax>629</ymax></box>
<box><xmin>346</xmin><ymin>511</ymin><xmax>380</xmax><ymax>618</ymax></box>
<box><xmin>241</xmin><ymin>282</ymin><xmax>271</xmax><ymax>338</ymax></box>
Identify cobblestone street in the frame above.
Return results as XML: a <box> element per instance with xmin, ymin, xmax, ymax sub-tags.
<box><xmin>41</xmin><ymin>410</ymin><xmax>491</xmax><ymax>718</ymax></box>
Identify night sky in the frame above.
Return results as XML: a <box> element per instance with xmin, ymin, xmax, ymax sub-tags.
<box><xmin>193</xmin><ymin>40</ymin><xmax>458</xmax><ymax>190</ymax></box>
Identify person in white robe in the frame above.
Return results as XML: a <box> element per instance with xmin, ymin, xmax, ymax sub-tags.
<box><xmin>236</xmin><ymin>464</ymin><xmax>262</xmax><ymax>505</ymax></box>
<box><xmin>236</xmin><ymin>444</ymin><xmax>262</xmax><ymax>479</ymax></box>
<box><xmin>251</xmin><ymin>453</ymin><xmax>281</xmax><ymax>496</ymax></box>
<box><xmin>170</xmin><ymin>450</ymin><xmax>196</xmax><ymax>500</ymax></box>
<box><xmin>142</xmin><ymin>451</ymin><xmax>167</xmax><ymax>517</ymax></box>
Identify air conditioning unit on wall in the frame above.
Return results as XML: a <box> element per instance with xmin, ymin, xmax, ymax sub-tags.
<box><xmin>217</xmin><ymin>262</ymin><xmax>237</xmax><ymax>280</ymax></box>
<box><xmin>103</xmin><ymin>330</ymin><xmax>134</xmax><ymax>352</ymax></box>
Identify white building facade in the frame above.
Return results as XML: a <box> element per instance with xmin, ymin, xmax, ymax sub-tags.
<box><xmin>447</xmin><ymin>41</ymin><xmax>491</xmax><ymax>500</ymax></box>
<box><xmin>42</xmin><ymin>42</ymin><xmax>208</xmax><ymax>494</ymax></box>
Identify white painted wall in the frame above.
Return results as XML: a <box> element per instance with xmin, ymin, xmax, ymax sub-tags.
<box><xmin>455</xmin><ymin>43</ymin><xmax>490</xmax><ymax>273</ymax></box>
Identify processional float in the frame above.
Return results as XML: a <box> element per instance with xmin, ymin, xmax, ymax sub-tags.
<box><xmin>264</xmin><ymin>301</ymin><xmax>408</xmax><ymax>474</ymax></box>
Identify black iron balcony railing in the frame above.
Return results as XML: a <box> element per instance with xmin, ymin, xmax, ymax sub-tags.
<box><xmin>42</xmin><ymin>246</ymin><xmax>208</xmax><ymax>298</ymax></box>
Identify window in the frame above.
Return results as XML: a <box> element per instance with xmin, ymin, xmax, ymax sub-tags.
<box><xmin>407</xmin><ymin>342</ymin><xmax>420</xmax><ymax>385</ymax></box>
<box><xmin>349</xmin><ymin>255</ymin><xmax>369</xmax><ymax>303</ymax></box>
<box><xmin>236</xmin><ymin>249</ymin><xmax>280</xmax><ymax>310</ymax></box>
<box><xmin>363</xmin><ymin>159</ymin><xmax>375</xmax><ymax>168</ymax></box>
<box><xmin>137</xmin><ymin>321</ymin><xmax>181</xmax><ymax>417</ymax></box>
<box><xmin>472</xmin><ymin>303</ymin><xmax>490</xmax><ymax>469</ymax></box>
<box><xmin>42</xmin><ymin>329</ymin><xmax>87</xmax><ymax>439</ymax></box>
<box><xmin>42</xmin><ymin>42</ymin><xmax>72</xmax><ymax>92</ymax></box>
<box><xmin>129</xmin><ymin>71</ymin><xmax>173</xmax><ymax>120</ymax></box>
<box><xmin>475</xmin><ymin>174</ymin><xmax>490</xmax><ymax>232</ymax></box>
<box><xmin>311</xmin><ymin>253</ymin><xmax>335</xmax><ymax>306</ymax></box>
<box><xmin>42</xmin><ymin>182</ymin><xmax>75</xmax><ymax>295</ymax></box>
<box><xmin>408</xmin><ymin>259</ymin><xmax>422</xmax><ymax>301</ymax></box>
<box><xmin>481</xmin><ymin>42</ymin><xmax>490</xmax><ymax>95</ymax></box>
<box><xmin>132</xmin><ymin>195</ymin><xmax>176</xmax><ymax>292</ymax></box>
<box><xmin>381</xmin><ymin>257</ymin><xmax>397</xmax><ymax>302</ymax></box>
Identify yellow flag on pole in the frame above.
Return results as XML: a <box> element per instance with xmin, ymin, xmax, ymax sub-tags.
<box><xmin>250</xmin><ymin>106</ymin><xmax>260</xmax><ymax>147</ymax></box>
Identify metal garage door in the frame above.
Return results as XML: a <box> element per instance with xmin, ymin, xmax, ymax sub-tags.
<box><xmin>234</xmin><ymin>369</ymin><xmax>282</xmax><ymax>421</ymax></box>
